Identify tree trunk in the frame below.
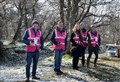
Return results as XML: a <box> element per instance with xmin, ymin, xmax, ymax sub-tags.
<box><xmin>24</xmin><ymin>4</ymin><xmax>28</xmax><ymax>29</ymax></box>
<box><xmin>10</xmin><ymin>16</ymin><xmax>23</xmax><ymax>44</ymax></box>
<box><xmin>32</xmin><ymin>7</ymin><xmax>35</xmax><ymax>20</ymax></box>
<box><xmin>0</xmin><ymin>40</ymin><xmax>4</xmax><ymax>58</ymax></box>
<box><xmin>60</xmin><ymin>0</ymin><xmax>64</xmax><ymax>23</ymax></box>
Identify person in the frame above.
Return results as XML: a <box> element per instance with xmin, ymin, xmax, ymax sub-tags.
<box><xmin>79</xmin><ymin>22</ymin><xmax>88</xmax><ymax>67</ymax></box>
<box><xmin>87</xmin><ymin>25</ymin><xmax>101</xmax><ymax>67</ymax></box>
<box><xmin>23</xmin><ymin>19</ymin><xmax>43</xmax><ymax>82</ymax></box>
<box><xmin>70</xmin><ymin>23</ymin><xmax>84</xmax><ymax>70</ymax></box>
<box><xmin>51</xmin><ymin>21</ymin><xmax>67</xmax><ymax>74</ymax></box>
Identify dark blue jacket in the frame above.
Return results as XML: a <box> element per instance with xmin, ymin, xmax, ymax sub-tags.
<box><xmin>22</xmin><ymin>28</ymin><xmax>44</xmax><ymax>50</ymax></box>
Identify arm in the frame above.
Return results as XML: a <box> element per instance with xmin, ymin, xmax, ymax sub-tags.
<box><xmin>22</xmin><ymin>30</ymin><xmax>30</xmax><ymax>45</ymax></box>
<box><xmin>51</xmin><ymin>30</ymin><xmax>58</xmax><ymax>45</ymax></box>
<box><xmin>87</xmin><ymin>32</ymin><xmax>91</xmax><ymax>46</ymax></box>
<box><xmin>98</xmin><ymin>34</ymin><xmax>101</xmax><ymax>46</ymax></box>
<box><xmin>40</xmin><ymin>36</ymin><xmax>44</xmax><ymax>50</ymax></box>
<box><xmin>70</xmin><ymin>33</ymin><xmax>77</xmax><ymax>46</ymax></box>
<box><xmin>65</xmin><ymin>33</ymin><xmax>68</xmax><ymax>51</ymax></box>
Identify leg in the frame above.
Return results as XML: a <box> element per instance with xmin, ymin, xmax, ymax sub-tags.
<box><xmin>32</xmin><ymin>51</ymin><xmax>40</xmax><ymax>77</ymax></box>
<box><xmin>57</xmin><ymin>50</ymin><xmax>64</xmax><ymax>73</ymax></box>
<box><xmin>87</xmin><ymin>50</ymin><xmax>93</xmax><ymax>67</ymax></box>
<box><xmin>58</xmin><ymin>50</ymin><xmax>64</xmax><ymax>70</ymax></box>
<box><xmin>81</xmin><ymin>47</ymin><xmax>86</xmax><ymax>66</ymax></box>
<box><xmin>54</xmin><ymin>50</ymin><xmax>60</xmax><ymax>71</ymax></box>
<box><xmin>94</xmin><ymin>50</ymin><xmax>99</xmax><ymax>67</ymax></box>
<box><xmin>26</xmin><ymin>52</ymin><xmax>32</xmax><ymax>79</ymax></box>
<box><xmin>71</xmin><ymin>48</ymin><xmax>79</xmax><ymax>69</ymax></box>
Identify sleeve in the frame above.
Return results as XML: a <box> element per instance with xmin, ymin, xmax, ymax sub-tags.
<box><xmin>65</xmin><ymin>32</ymin><xmax>68</xmax><ymax>51</ymax></box>
<box><xmin>50</xmin><ymin>30</ymin><xmax>58</xmax><ymax>45</ymax></box>
<box><xmin>98</xmin><ymin>34</ymin><xmax>101</xmax><ymax>46</ymax></box>
<box><xmin>87</xmin><ymin>32</ymin><xmax>91</xmax><ymax>45</ymax></box>
<box><xmin>40</xmin><ymin>36</ymin><xmax>44</xmax><ymax>50</ymax></box>
<box><xmin>70</xmin><ymin>33</ymin><xmax>77</xmax><ymax>46</ymax></box>
<box><xmin>22</xmin><ymin>30</ymin><xmax>30</xmax><ymax>45</ymax></box>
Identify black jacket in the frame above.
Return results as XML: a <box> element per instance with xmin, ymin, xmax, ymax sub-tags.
<box><xmin>70</xmin><ymin>32</ymin><xmax>83</xmax><ymax>47</ymax></box>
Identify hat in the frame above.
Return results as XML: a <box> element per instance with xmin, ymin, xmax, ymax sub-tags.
<box><xmin>58</xmin><ymin>20</ymin><xmax>63</xmax><ymax>24</ymax></box>
<box><xmin>32</xmin><ymin>19</ymin><xmax>39</xmax><ymax>26</ymax></box>
<box><xmin>79</xmin><ymin>21</ymin><xmax>86</xmax><ymax>25</ymax></box>
<box><xmin>90</xmin><ymin>24</ymin><xmax>96</xmax><ymax>28</ymax></box>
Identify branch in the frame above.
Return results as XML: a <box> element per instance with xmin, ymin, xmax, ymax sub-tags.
<box><xmin>79</xmin><ymin>0</ymin><xmax>92</xmax><ymax>22</ymax></box>
<box><xmin>0</xmin><ymin>0</ymin><xmax>5</xmax><ymax>3</ymax></box>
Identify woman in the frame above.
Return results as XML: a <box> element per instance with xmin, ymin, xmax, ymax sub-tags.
<box><xmin>79</xmin><ymin>22</ymin><xmax>88</xmax><ymax>67</ymax></box>
<box><xmin>70</xmin><ymin>23</ymin><xmax>84</xmax><ymax>70</ymax></box>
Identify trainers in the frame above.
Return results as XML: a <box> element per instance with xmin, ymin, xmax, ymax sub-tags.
<box><xmin>32</xmin><ymin>76</ymin><xmax>40</xmax><ymax>80</ymax></box>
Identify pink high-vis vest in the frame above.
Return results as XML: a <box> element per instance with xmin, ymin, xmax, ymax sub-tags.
<box><xmin>26</xmin><ymin>28</ymin><xmax>41</xmax><ymax>52</ymax></box>
<box><xmin>53</xmin><ymin>28</ymin><xmax>66</xmax><ymax>50</ymax></box>
<box><xmin>88</xmin><ymin>31</ymin><xmax>99</xmax><ymax>47</ymax></box>
<box><xmin>81</xmin><ymin>31</ymin><xmax>88</xmax><ymax>47</ymax></box>
<box><xmin>73</xmin><ymin>33</ymin><xmax>83</xmax><ymax>45</ymax></box>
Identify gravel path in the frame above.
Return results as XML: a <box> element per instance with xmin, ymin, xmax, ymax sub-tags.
<box><xmin>0</xmin><ymin>53</ymin><xmax>120</xmax><ymax>82</ymax></box>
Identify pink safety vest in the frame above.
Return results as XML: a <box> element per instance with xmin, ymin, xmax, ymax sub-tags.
<box><xmin>26</xmin><ymin>28</ymin><xmax>41</xmax><ymax>52</ymax></box>
<box><xmin>53</xmin><ymin>29</ymin><xmax>66</xmax><ymax>50</ymax></box>
<box><xmin>88</xmin><ymin>31</ymin><xmax>99</xmax><ymax>47</ymax></box>
<box><xmin>73</xmin><ymin>33</ymin><xmax>83</xmax><ymax>45</ymax></box>
<box><xmin>81</xmin><ymin>31</ymin><xmax>88</xmax><ymax>47</ymax></box>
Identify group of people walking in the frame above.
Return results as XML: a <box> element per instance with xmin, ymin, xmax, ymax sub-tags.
<box><xmin>23</xmin><ymin>19</ymin><xmax>100</xmax><ymax>82</ymax></box>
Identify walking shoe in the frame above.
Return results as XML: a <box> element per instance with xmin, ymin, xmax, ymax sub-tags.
<box><xmin>73</xmin><ymin>66</ymin><xmax>80</xmax><ymax>70</ymax></box>
<box><xmin>58</xmin><ymin>70</ymin><xmax>63</xmax><ymax>74</ymax></box>
<box><xmin>32</xmin><ymin>76</ymin><xmax>40</xmax><ymax>80</ymax></box>
<box><xmin>25</xmin><ymin>78</ymin><xmax>29</xmax><ymax>82</ymax></box>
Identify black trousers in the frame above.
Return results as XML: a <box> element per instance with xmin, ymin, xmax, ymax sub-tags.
<box><xmin>71</xmin><ymin>45</ymin><xmax>84</xmax><ymax>68</ymax></box>
<box><xmin>81</xmin><ymin>47</ymin><xmax>86</xmax><ymax>66</ymax></box>
<box><xmin>88</xmin><ymin>47</ymin><xmax>99</xmax><ymax>64</ymax></box>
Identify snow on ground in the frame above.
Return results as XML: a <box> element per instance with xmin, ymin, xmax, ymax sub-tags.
<box><xmin>0</xmin><ymin>53</ymin><xmax>120</xmax><ymax>82</ymax></box>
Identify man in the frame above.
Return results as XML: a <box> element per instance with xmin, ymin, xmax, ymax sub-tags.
<box><xmin>51</xmin><ymin>21</ymin><xmax>67</xmax><ymax>74</ymax></box>
<box><xmin>87</xmin><ymin>25</ymin><xmax>101</xmax><ymax>67</ymax></box>
<box><xmin>79</xmin><ymin>22</ymin><xmax>88</xmax><ymax>67</ymax></box>
<box><xmin>23</xmin><ymin>19</ymin><xmax>43</xmax><ymax>82</ymax></box>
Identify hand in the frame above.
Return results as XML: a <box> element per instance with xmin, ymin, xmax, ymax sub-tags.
<box><xmin>57</xmin><ymin>42</ymin><xmax>61</xmax><ymax>45</ymax></box>
<box><xmin>30</xmin><ymin>41</ymin><xmax>35</xmax><ymax>46</ymax></box>
<box><xmin>39</xmin><ymin>49</ymin><xmax>41</xmax><ymax>52</ymax></box>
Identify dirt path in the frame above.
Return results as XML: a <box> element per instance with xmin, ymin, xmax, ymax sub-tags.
<box><xmin>0</xmin><ymin>54</ymin><xmax>120</xmax><ymax>82</ymax></box>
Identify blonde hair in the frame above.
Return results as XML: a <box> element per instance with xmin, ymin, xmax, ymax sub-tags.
<box><xmin>72</xmin><ymin>23</ymin><xmax>79</xmax><ymax>33</ymax></box>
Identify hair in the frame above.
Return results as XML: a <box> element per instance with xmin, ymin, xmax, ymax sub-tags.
<box><xmin>72</xmin><ymin>22</ymin><xmax>79</xmax><ymax>33</ymax></box>
<box><xmin>72</xmin><ymin>22</ymin><xmax>83</xmax><ymax>42</ymax></box>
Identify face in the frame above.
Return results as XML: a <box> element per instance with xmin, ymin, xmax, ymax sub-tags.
<box><xmin>91</xmin><ymin>26</ymin><xmax>96</xmax><ymax>31</ymax></box>
<box><xmin>79</xmin><ymin>24</ymin><xmax>85</xmax><ymax>29</ymax></box>
<box><xmin>33</xmin><ymin>23</ymin><xmax>39</xmax><ymax>29</ymax></box>
<box><xmin>58</xmin><ymin>23</ymin><xmax>63</xmax><ymax>29</ymax></box>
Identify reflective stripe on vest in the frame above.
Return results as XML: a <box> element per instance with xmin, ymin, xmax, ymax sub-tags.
<box><xmin>53</xmin><ymin>28</ymin><xmax>66</xmax><ymax>50</ymax></box>
<box><xmin>73</xmin><ymin>33</ymin><xmax>83</xmax><ymax>45</ymax></box>
<box><xmin>26</xmin><ymin>28</ymin><xmax>41</xmax><ymax>52</ymax></box>
<box><xmin>88</xmin><ymin>31</ymin><xmax>99</xmax><ymax>47</ymax></box>
<box><xmin>81</xmin><ymin>31</ymin><xmax>88</xmax><ymax>47</ymax></box>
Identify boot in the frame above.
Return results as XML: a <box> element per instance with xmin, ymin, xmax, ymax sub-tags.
<box><xmin>82</xmin><ymin>57</ymin><xmax>85</xmax><ymax>67</ymax></box>
<box><xmin>87</xmin><ymin>58</ymin><xmax>90</xmax><ymax>68</ymax></box>
<box><xmin>94</xmin><ymin>59</ymin><xmax>97</xmax><ymax>67</ymax></box>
